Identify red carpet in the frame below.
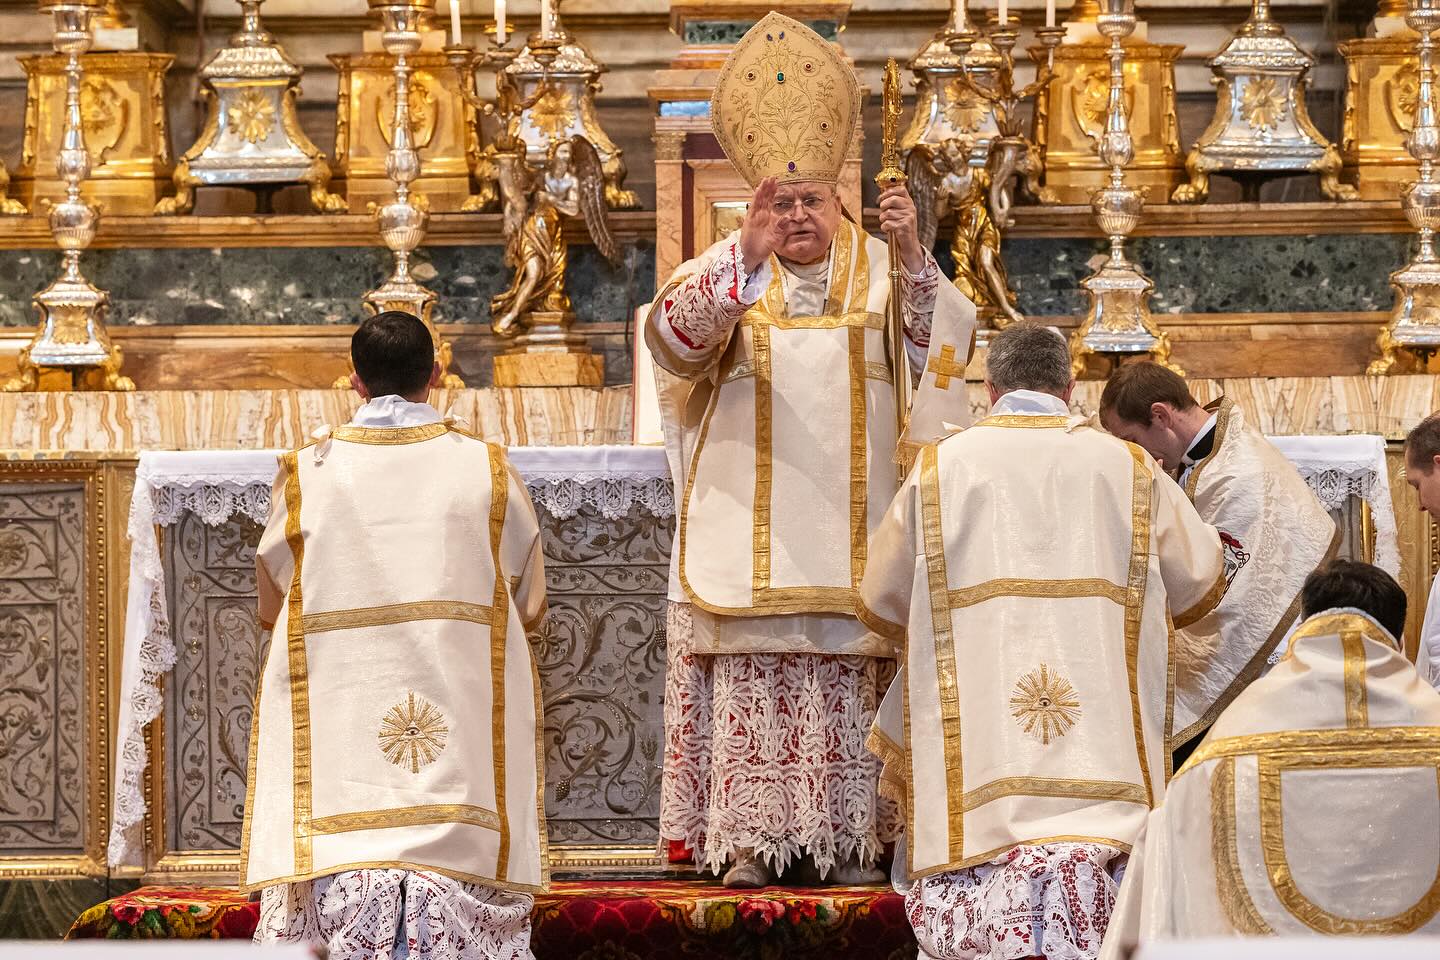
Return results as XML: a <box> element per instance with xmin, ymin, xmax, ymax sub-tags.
<box><xmin>67</xmin><ymin>880</ymin><xmax>917</xmax><ymax>958</ymax></box>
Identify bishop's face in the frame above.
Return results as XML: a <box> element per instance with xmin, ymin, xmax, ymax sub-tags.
<box><xmin>771</xmin><ymin>181</ymin><xmax>842</xmax><ymax>265</ymax></box>
<box><xmin>1407</xmin><ymin>452</ymin><xmax>1440</xmax><ymax>515</ymax></box>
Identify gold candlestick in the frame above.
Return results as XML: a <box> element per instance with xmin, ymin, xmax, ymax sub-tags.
<box><xmin>5</xmin><ymin>0</ymin><xmax>132</xmax><ymax>393</ymax></box>
<box><xmin>1068</xmin><ymin>1</ymin><xmax>1179</xmax><ymax>378</ymax></box>
<box><xmin>352</xmin><ymin>0</ymin><xmax>463</xmax><ymax>389</ymax></box>
<box><xmin>1370</xmin><ymin>0</ymin><xmax>1440</xmax><ymax>375</ymax></box>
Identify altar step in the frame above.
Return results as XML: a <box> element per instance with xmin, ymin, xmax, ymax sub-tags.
<box><xmin>64</xmin><ymin>881</ymin><xmax>916</xmax><ymax>959</ymax></box>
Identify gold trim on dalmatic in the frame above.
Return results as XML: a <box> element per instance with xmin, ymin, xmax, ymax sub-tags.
<box><xmin>751</xmin><ymin>318</ymin><xmax>775</xmax><ymax>599</ymax></box>
<box><xmin>1123</xmin><ymin>443</ymin><xmax>1156</xmax><ymax>806</ymax></box>
<box><xmin>948</xmin><ymin>577</ymin><xmax>1128</xmax><ymax>610</ymax></box>
<box><xmin>920</xmin><ymin>444</ymin><xmax>966</xmax><ymax>861</ymax></box>
<box><xmin>331</xmin><ymin>423</ymin><xmax>452</xmax><ymax>445</ymax></box>
<box><xmin>1340</xmin><ymin>629</ymin><xmax>1370</xmax><ymax>728</ymax></box>
<box><xmin>310</xmin><ymin>803</ymin><xmax>501</xmax><ymax>836</ymax></box>
<box><xmin>302</xmin><ymin>599</ymin><xmax>495</xmax><ymax>635</ymax></box>
<box><xmin>961</xmin><ymin>777</ymin><xmax>1148</xmax><ymax>812</ymax></box>
<box><xmin>486</xmin><ymin>443</ymin><xmax>513</xmax><ymax>878</ymax></box>
<box><xmin>281</xmin><ymin>451</ymin><xmax>314</xmax><ymax>874</ymax></box>
<box><xmin>1210</xmin><ymin>757</ymin><xmax>1275</xmax><ymax>935</ymax></box>
<box><xmin>1259</xmin><ymin>754</ymin><xmax>1440</xmax><ymax>933</ymax></box>
<box><xmin>849</xmin><ymin>322</ymin><xmax>868</xmax><ymax>589</ymax></box>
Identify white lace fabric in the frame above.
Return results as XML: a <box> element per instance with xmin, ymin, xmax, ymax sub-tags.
<box><xmin>256</xmin><ymin>868</ymin><xmax>534</xmax><ymax>960</ymax></box>
<box><xmin>907</xmin><ymin>843</ymin><xmax>1126</xmax><ymax>960</ymax></box>
<box><xmin>1267</xmin><ymin>435</ymin><xmax>1397</xmax><ymax>576</ymax></box>
<box><xmin>108</xmin><ymin>445</ymin><xmax>672</xmax><ymax>868</ymax></box>
<box><xmin>659</xmin><ymin>602</ymin><xmax>903</xmax><ymax>878</ymax></box>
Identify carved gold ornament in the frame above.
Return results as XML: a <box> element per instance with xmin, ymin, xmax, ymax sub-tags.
<box><xmin>378</xmin><ymin>74</ymin><xmax>438</xmax><ymax>149</ymax></box>
<box><xmin>528</xmin><ymin>88</ymin><xmax>573</xmax><ymax>140</ymax></box>
<box><xmin>231</xmin><ymin>89</ymin><xmax>276</xmax><ymax>145</ymax></box>
<box><xmin>1241</xmin><ymin>76</ymin><xmax>1287</xmax><ymax>132</ymax></box>
<box><xmin>1010</xmin><ymin>664</ymin><xmax>1081</xmax><ymax>745</ymax></box>
<box><xmin>942</xmin><ymin>78</ymin><xmax>989</xmax><ymax>135</ymax></box>
<box><xmin>80</xmin><ymin>76</ymin><xmax>127</xmax><ymax>164</ymax></box>
<box><xmin>1388</xmin><ymin>62</ymin><xmax>1420</xmax><ymax>135</ymax></box>
<box><xmin>378</xmin><ymin>692</ymin><xmax>450</xmax><ymax>773</ymax></box>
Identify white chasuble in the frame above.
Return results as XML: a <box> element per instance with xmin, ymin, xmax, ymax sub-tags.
<box><xmin>242</xmin><ymin>424</ymin><xmax>549</xmax><ymax>895</ymax></box>
<box><xmin>860</xmin><ymin>412</ymin><xmax>1226</xmax><ymax>881</ymax></box>
<box><xmin>645</xmin><ymin>219</ymin><xmax>977</xmax><ymax>655</ymax></box>
<box><xmin>1105</xmin><ymin>610</ymin><xmax>1440</xmax><ymax>948</ymax></box>
<box><xmin>1171</xmin><ymin>397</ymin><xmax>1340</xmax><ymax>745</ymax></box>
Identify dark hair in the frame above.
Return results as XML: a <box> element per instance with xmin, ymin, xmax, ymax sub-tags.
<box><xmin>1300</xmin><ymin>560</ymin><xmax>1407</xmax><ymax>644</ymax></box>
<box><xmin>351</xmin><ymin>311</ymin><xmax>434</xmax><ymax>399</ymax></box>
<box><xmin>1099</xmin><ymin>361</ymin><xmax>1198</xmax><ymax>427</ymax></box>
<box><xmin>1405</xmin><ymin>413</ymin><xmax>1440</xmax><ymax>475</ymax></box>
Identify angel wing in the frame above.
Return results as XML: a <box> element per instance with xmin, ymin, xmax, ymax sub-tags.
<box><xmin>905</xmin><ymin>144</ymin><xmax>944</xmax><ymax>252</ymax></box>
<box><xmin>570</xmin><ymin>135</ymin><xmax>620</xmax><ymax>267</ymax></box>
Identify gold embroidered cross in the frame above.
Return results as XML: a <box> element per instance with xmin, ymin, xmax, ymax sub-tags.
<box><xmin>927</xmin><ymin>344</ymin><xmax>965</xmax><ymax>390</ymax></box>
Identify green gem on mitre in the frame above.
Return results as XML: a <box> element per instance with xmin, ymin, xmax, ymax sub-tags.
<box><xmin>776</xmin><ymin>70</ymin><xmax>785</xmax><ymax>82</ymax></box>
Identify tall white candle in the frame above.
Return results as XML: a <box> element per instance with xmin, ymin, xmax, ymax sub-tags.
<box><xmin>1045</xmin><ymin>0</ymin><xmax>1056</xmax><ymax>27</ymax></box>
<box><xmin>997</xmin><ymin>0</ymin><xmax>1008</xmax><ymax>24</ymax></box>
<box><xmin>449</xmin><ymin>0</ymin><xmax>462</xmax><ymax>44</ymax></box>
<box><xmin>541</xmin><ymin>0</ymin><xmax>552</xmax><ymax>36</ymax></box>
<box><xmin>496</xmin><ymin>0</ymin><xmax>507</xmax><ymax>43</ymax></box>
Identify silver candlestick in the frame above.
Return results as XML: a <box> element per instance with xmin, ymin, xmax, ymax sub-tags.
<box><xmin>1069</xmin><ymin>1</ymin><xmax>1180</xmax><ymax>378</ymax></box>
<box><xmin>353</xmin><ymin>0</ymin><xmax>464</xmax><ymax>389</ymax></box>
<box><xmin>6</xmin><ymin>0</ymin><xmax>132</xmax><ymax>392</ymax></box>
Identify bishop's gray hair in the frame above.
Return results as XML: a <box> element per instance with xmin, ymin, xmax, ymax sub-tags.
<box><xmin>985</xmin><ymin>321</ymin><xmax>1073</xmax><ymax>397</ymax></box>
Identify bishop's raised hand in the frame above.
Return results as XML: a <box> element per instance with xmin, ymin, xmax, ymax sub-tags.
<box><xmin>740</xmin><ymin>177</ymin><xmax>786</xmax><ymax>275</ymax></box>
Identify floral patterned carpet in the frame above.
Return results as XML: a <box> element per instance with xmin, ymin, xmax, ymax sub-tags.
<box><xmin>66</xmin><ymin>880</ymin><xmax>917</xmax><ymax>959</ymax></box>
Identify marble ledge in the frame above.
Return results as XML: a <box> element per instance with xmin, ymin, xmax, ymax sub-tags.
<box><xmin>0</xmin><ymin>202</ymin><xmax>1408</xmax><ymax>252</ymax></box>
<box><xmin>0</xmin><ymin>388</ymin><xmax>635</xmax><ymax>453</ymax></box>
<box><xmin>0</xmin><ymin>211</ymin><xmax>659</xmax><ymax>251</ymax></box>
<box><xmin>0</xmin><ymin>378</ymin><xmax>1436</xmax><ymax>453</ymax></box>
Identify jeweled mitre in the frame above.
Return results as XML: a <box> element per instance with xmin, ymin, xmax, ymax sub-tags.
<box><xmin>710</xmin><ymin>12</ymin><xmax>860</xmax><ymax>187</ymax></box>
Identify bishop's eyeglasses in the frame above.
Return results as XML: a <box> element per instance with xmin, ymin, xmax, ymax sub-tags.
<box><xmin>771</xmin><ymin>195</ymin><xmax>830</xmax><ymax>216</ymax></box>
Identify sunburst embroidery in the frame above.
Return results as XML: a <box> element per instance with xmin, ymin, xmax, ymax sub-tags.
<box><xmin>1009</xmin><ymin>664</ymin><xmax>1081</xmax><ymax>745</ymax></box>
<box><xmin>378</xmin><ymin>692</ymin><xmax>450</xmax><ymax>773</ymax></box>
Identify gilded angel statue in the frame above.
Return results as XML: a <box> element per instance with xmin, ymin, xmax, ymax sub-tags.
<box><xmin>907</xmin><ymin>139</ymin><xmax>1023</xmax><ymax>328</ymax></box>
<box><xmin>490</xmin><ymin>134</ymin><xmax>620</xmax><ymax>337</ymax></box>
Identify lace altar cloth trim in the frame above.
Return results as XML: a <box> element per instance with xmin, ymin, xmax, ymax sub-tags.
<box><xmin>108</xmin><ymin>446</ymin><xmax>672</xmax><ymax>867</ymax></box>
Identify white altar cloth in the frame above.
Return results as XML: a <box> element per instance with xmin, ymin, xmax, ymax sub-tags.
<box><xmin>105</xmin><ymin>436</ymin><xmax>1394</xmax><ymax>868</ymax></box>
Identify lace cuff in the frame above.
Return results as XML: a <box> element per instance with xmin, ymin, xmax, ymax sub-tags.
<box><xmin>662</xmin><ymin>237</ymin><xmax>751</xmax><ymax>351</ymax></box>
<box><xmin>901</xmin><ymin>250</ymin><xmax>940</xmax><ymax>349</ymax></box>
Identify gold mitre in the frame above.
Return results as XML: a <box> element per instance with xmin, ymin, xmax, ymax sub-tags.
<box><xmin>710</xmin><ymin>12</ymin><xmax>860</xmax><ymax>187</ymax></box>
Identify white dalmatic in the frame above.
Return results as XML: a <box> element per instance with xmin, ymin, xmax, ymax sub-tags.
<box><xmin>244</xmin><ymin>398</ymin><xmax>549</xmax><ymax>901</ymax></box>
<box><xmin>860</xmin><ymin>396</ymin><xmax>1225</xmax><ymax>881</ymax></box>
<box><xmin>1171</xmin><ymin>397</ymin><xmax>1339</xmax><ymax>746</ymax></box>
<box><xmin>1106</xmin><ymin>608</ymin><xmax>1440</xmax><ymax>948</ymax></box>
